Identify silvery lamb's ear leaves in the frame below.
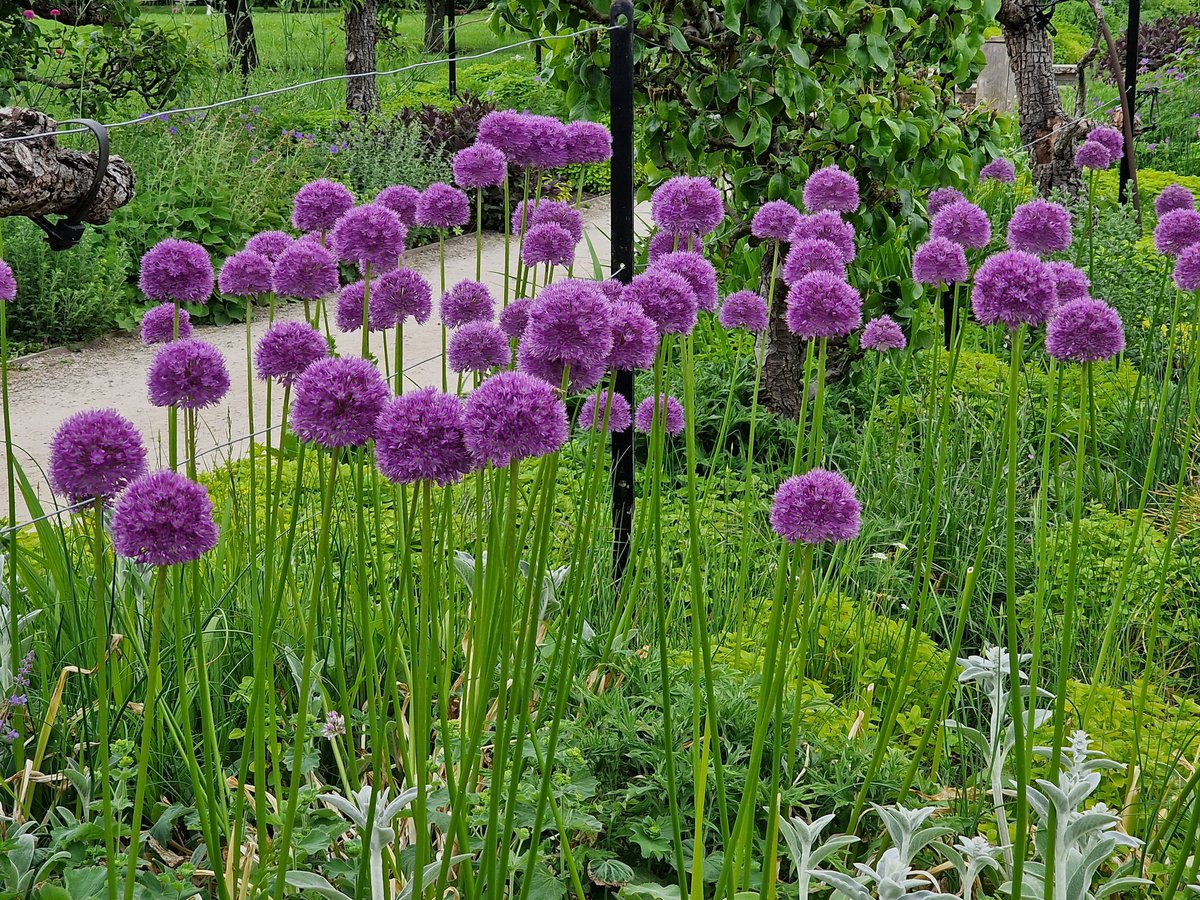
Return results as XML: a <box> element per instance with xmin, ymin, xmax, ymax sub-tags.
<box><xmin>810</xmin><ymin>869</ymin><xmax>874</xmax><ymax>900</ymax></box>
<box><xmin>283</xmin><ymin>872</ymin><xmax>354</xmax><ymax>900</ymax></box>
<box><xmin>321</xmin><ymin>792</ymin><xmax>368</xmax><ymax>829</ymax></box>
<box><xmin>397</xmin><ymin>856</ymin><xmax>472</xmax><ymax>900</ymax></box>
<box><xmin>379</xmin><ymin>785</ymin><xmax>420</xmax><ymax>822</ymax></box>
<box><xmin>1065</xmin><ymin>810</ymin><xmax>1121</xmax><ymax>847</ymax></box>
<box><xmin>452</xmin><ymin>551</ymin><xmax>478</xmax><ymax>594</ymax></box>
<box><xmin>1096</xmin><ymin>876</ymin><xmax>1153</xmax><ymax>898</ymax></box>
<box><xmin>808</xmin><ymin>833</ymin><xmax>859</xmax><ymax>867</ymax></box>
<box><xmin>943</xmin><ymin>720</ymin><xmax>989</xmax><ymax>758</ymax></box>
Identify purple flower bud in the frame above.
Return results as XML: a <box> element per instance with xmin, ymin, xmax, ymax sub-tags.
<box><xmin>912</xmin><ymin>237</ymin><xmax>969</xmax><ymax>286</ymax></box>
<box><xmin>416</xmin><ymin>183</ymin><xmax>470</xmax><ymax>229</ymax></box>
<box><xmin>330</xmin><ymin>204</ymin><xmax>406</xmax><ymax>268</ymax></box>
<box><xmin>751</xmin><ymin>201</ymin><xmax>802</xmax><ymax>241</ymax></box>
<box><xmin>634</xmin><ymin>394</ymin><xmax>685</xmax><ymax>437</ymax></box>
<box><xmin>971</xmin><ymin>249</ymin><xmax>1056</xmax><ymax>330</ymax></box>
<box><xmin>790</xmin><ymin>211</ymin><xmax>856</xmax><ymax>263</ymax></box>
<box><xmin>376</xmin><ymin>185</ymin><xmax>421</xmax><ymax>226</ymax></box>
<box><xmin>980</xmin><ymin>158</ymin><xmax>1016</xmax><ymax>183</ymax></box>
<box><xmin>932</xmin><ymin>200</ymin><xmax>992</xmax><ymax>250</ymax></box>
<box><xmin>271</xmin><ymin>243</ymin><xmax>340</xmax><ymax>301</ymax></box>
<box><xmin>578</xmin><ymin>390</ymin><xmax>631</xmax><ymax>433</ymax></box>
<box><xmin>245</xmin><ymin>231</ymin><xmax>295</xmax><ymax>262</ymax></box>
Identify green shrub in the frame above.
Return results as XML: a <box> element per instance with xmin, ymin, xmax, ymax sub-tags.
<box><xmin>1093</xmin><ymin>167</ymin><xmax>1200</xmax><ymax>211</ymax></box>
<box><xmin>1052</xmin><ymin>19</ymin><xmax>1093</xmax><ymax>64</ymax></box>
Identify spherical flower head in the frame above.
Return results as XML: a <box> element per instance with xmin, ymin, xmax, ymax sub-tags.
<box><xmin>931</xmin><ymin>200</ymin><xmax>992</xmax><ymax>250</ymax></box>
<box><xmin>652</xmin><ymin>251</ymin><xmax>718</xmax><ymax>312</ymax></box>
<box><xmin>912</xmin><ymin>237</ymin><xmax>968</xmax><ymax>286</ymax></box>
<box><xmin>375</xmin><ymin>184</ymin><xmax>421</xmax><ymax>225</ymax></box>
<box><xmin>464</xmin><ymin>370</ymin><xmax>569</xmax><ymax>467</ymax></box>
<box><xmin>564</xmin><ymin>120</ymin><xmax>612</xmax><ymax>165</ymax></box>
<box><xmin>651</xmin><ymin>176</ymin><xmax>724</xmax><ymax>237</ymax></box>
<box><xmin>625</xmin><ymin>269</ymin><xmax>699</xmax><ymax>336</ymax></box>
<box><xmin>500</xmin><ymin>297</ymin><xmax>533</xmax><ymax>341</ymax></box>
<box><xmin>290</xmin><ymin>357</ymin><xmax>389</xmax><ymax>448</ymax></box>
<box><xmin>49</xmin><ymin>409</ymin><xmax>147</xmax><ymax>504</ymax></box>
<box><xmin>336</xmin><ymin>280</ymin><xmax>385</xmax><ymax>333</ymax></box>
<box><xmin>449</xmin><ymin>322</ymin><xmax>512</xmax><ymax>373</ymax></box>
<box><xmin>271</xmin><ymin>243</ymin><xmax>340</xmax><ymax>300</ymax></box>
<box><xmin>0</xmin><ymin>260</ymin><xmax>14</xmax><ymax>303</ymax></box>
<box><xmin>648</xmin><ymin>229</ymin><xmax>703</xmax><ymax>262</ymax></box>
<box><xmin>980</xmin><ymin>158</ymin><xmax>1016</xmax><ymax>183</ymax></box>
<box><xmin>770</xmin><ymin>468</ymin><xmax>861</xmax><ymax>544</ymax></box>
<box><xmin>245</xmin><ymin>230</ymin><xmax>294</xmax><ymax>261</ymax></box>
<box><xmin>860</xmin><ymin>315</ymin><xmax>907</xmax><ymax>352</ymax></box>
<box><xmin>1174</xmin><ymin>243</ymin><xmax>1200</xmax><ymax>293</ymax></box>
<box><xmin>441</xmin><ymin>279</ymin><xmax>495</xmax><ymax>328</ymax></box>
<box><xmin>1045</xmin><ymin>297</ymin><xmax>1125</xmax><ymax>363</ymax></box>
<box><xmin>578</xmin><ymin>390</ymin><xmax>631</xmax><ymax>433</ymax></box>
<box><xmin>1007</xmin><ymin>199</ymin><xmax>1073</xmax><ymax>255</ymax></box>
<box><xmin>375</xmin><ymin>388</ymin><xmax>475</xmax><ymax>485</ymax></box>
<box><xmin>1047</xmin><ymin>261</ymin><xmax>1091</xmax><ymax>304</ymax></box>
<box><xmin>598</xmin><ymin>279</ymin><xmax>625</xmax><ymax>304</ymax></box>
<box><xmin>139</xmin><ymin>239</ymin><xmax>214</xmax><ymax>303</ymax></box>
<box><xmin>330</xmin><ymin>204</ymin><xmax>405</xmax><ymax>268</ymax></box>
<box><xmin>112</xmin><ymin>470</ymin><xmax>219</xmax><ymax>566</ymax></box>
<box><xmin>531</xmin><ymin>200</ymin><xmax>584</xmax><ymax>245</ymax></box>
<box><xmin>527</xmin><ymin>115</ymin><xmax>571</xmax><ymax>169</ymax></box>
<box><xmin>783</xmin><ymin>238</ymin><xmax>847</xmax><ymax>285</ymax></box>
<box><xmin>255</xmin><ymin>320</ymin><xmax>328</xmax><ymax>386</ymax></box>
<box><xmin>971</xmin><ymin>249</ymin><xmax>1056</xmax><ymax>330</ymax></box>
<box><xmin>608</xmin><ymin>299</ymin><xmax>659</xmax><ymax>370</ymax></box>
<box><xmin>521</xmin><ymin>222</ymin><xmax>576</xmax><ymax>269</ymax></box>
<box><xmin>416</xmin><ymin>182</ymin><xmax>470</xmax><ymax>229</ymax></box>
<box><xmin>752</xmin><ymin>200</ymin><xmax>802</xmax><ymax>241</ymax></box>
<box><xmin>140</xmin><ymin>303</ymin><xmax>193</xmax><ymax>344</ymax></box>
<box><xmin>803</xmin><ymin>165</ymin><xmax>860</xmax><ymax>214</ymax></box>
<box><xmin>372</xmin><ymin>267</ymin><xmax>433</xmax><ymax>328</ymax></box>
<box><xmin>517</xmin><ymin>342</ymin><xmax>607</xmax><ymax>393</ymax></box>
<box><xmin>1155</xmin><ymin>183</ymin><xmax>1196</xmax><ymax>218</ymax></box>
<box><xmin>790</xmin><ymin>211</ymin><xmax>856</xmax><ymax>263</ymax></box>
<box><xmin>1087</xmin><ymin>125</ymin><xmax>1123</xmax><ymax>161</ymax></box>
<box><xmin>511</xmin><ymin>199</ymin><xmax>538</xmax><ymax>236</ymax></box>
<box><xmin>218</xmin><ymin>250</ymin><xmax>273</xmax><ymax>296</ymax></box>
<box><xmin>292</xmin><ymin>179</ymin><xmax>354</xmax><ymax>233</ymax></box>
<box><xmin>719</xmin><ymin>290</ymin><xmax>769</xmax><ymax>332</ymax></box>
<box><xmin>147</xmin><ymin>339</ymin><xmax>231</xmax><ymax>409</ymax></box>
<box><xmin>1075</xmin><ymin>140</ymin><xmax>1114</xmax><ymax>170</ymax></box>
<box><xmin>477</xmin><ymin>110</ymin><xmax>535</xmax><ymax>167</ymax></box>
<box><xmin>928</xmin><ymin>187</ymin><xmax>966</xmax><ymax>218</ymax></box>
<box><xmin>523</xmin><ymin>280</ymin><xmax>614</xmax><ymax>369</ymax></box>
<box><xmin>453</xmin><ymin>142</ymin><xmax>508</xmax><ymax>190</ymax></box>
<box><xmin>634</xmin><ymin>394</ymin><xmax>685</xmax><ymax>437</ymax></box>
<box><xmin>785</xmin><ymin>271</ymin><xmax>863</xmax><ymax>340</ymax></box>
<box><xmin>1154</xmin><ymin>208</ymin><xmax>1200</xmax><ymax>257</ymax></box>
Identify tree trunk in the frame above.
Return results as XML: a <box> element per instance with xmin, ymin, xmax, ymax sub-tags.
<box><xmin>424</xmin><ymin>0</ymin><xmax>445</xmax><ymax>53</ymax></box>
<box><xmin>997</xmin><ymin>0</ymin><xmax>1083</xmax><ymax>196</ymax></box>
<box><xmin>344</xmin><ymin>0</ymin><xmax>379</xmax><ymax>117</ymax></box>
<box><xmin>222</xmin><ymin>0</ymin><xmax>259</xmax><ymax>83</ymax></box>
<box><xmin>762</xmin><ymin>243</ymin><xmax>806</xmax><ymax>420</ymax></box>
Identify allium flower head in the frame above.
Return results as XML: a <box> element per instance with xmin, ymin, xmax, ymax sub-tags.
<box><xmin>564</xmin><ymin>120</ymin><xmax>612</xmax><ymax>165</ymax></box>
<box><xmin>374</xmin><ymin>388</ymin><xmax>475</xmax><ymax>485</ymax></box>
<box><xmin>448</xmin><ymin>322</ymin><xmax>511</xmax><ymax>373</ymax></box>
<box><xmin>500</xmin><ymin>297</ymin><xmax>533</xmax><ymax>340</ymax></box>
<box><xmin>330</xmin><ymin>204</ymin><xmax>405</xmax><ymax>268</ymax></box>
<box><xmin>971</xmin><ymin>249</ymin><xmax>1056</xmax><ymax>330</ymax></box>
<box><xmin>441</xmin><ymin>279</ymin><xmax>495</xmax><ymax>328</ymax></box>
<box><xmin>112</xmin><ymin>470</ymin><xmax>219</xmax><ymax>566</ymax></box>
<box><xmin>932</xmin><ymin>200</ymin><xmax>992</xmax><ymax>249</ymax></box>
<box><xmin>531</xmin><ymin>200</ymin><xmax>584</xmax><ymax>244</ymax></box>
<box><xmin>464</xmin><ymin>370</ymin><xmax>569</xmax><ymax>466</ymax></box>
<box><xmin>607</xmin><ymin>299</ymin><xmax>659</xmax><ymax>370</ymax></box>
<box><xmin>290</xmin><ymin>357</ymin><xmax>389</xmax><ymax>448</ymax></box>
<box><xmin>719</xmin><ymin>290</ymin><xmax>769</xmax><ymax>332</ymax></box>
<box><xmin>652</xmin><ymin>251</ymin><xmax>718</xmax><ymax>312</ymax></box>
<box><xmin>522</xmin><ymin>222</ymin><xmax>576</xmax><ymax>268</ymax></box>
<box><xmin>140</xmin><ymin>239</ymin><xmax>214</xmax><ymax>303</ymax></box>
<box><xmin>218</xmin><ymin>250</ymin><xmax>273</xmax><ymax>296</ymax></box>
<box><xmin>140</xmin><ymin>303</ymin><xmax>192</xmax><ymax>344</ymax></box>
<box><xmin>625</xmin><ymin>269</ymin><xmax>699</xmax><ymax>336</ymax></box>
<box><xmin>648</xmin><ymin>229</ymin><xmax>703</xmax><ymax>261</ymax></box>
<box><xmin>752</xmin><ymin>200</ymin><xmax>802</xmax><ymax>241</ymax></box>
<box><xmin>1174</xmin><ymin>243</ymin><xmax>1200</xmax><ymax>293</ymax></box>
<box><xmin>634</xmin><ymin>394</ymin><xmax>685</xmax><ymax>436</ymax></box>
<box><xmin>147</xmin><ymin>339</ymin><xmax>231</xmax><ymax>409</ymax></box>
<box><xmin>1154</xmin><ymin>208</ymin><xmax>1200</xmax><ymax>257</ymax></box>
<box><xmin>784</xmin><ymin>238</ymin><xmax>847</xmax><ymax>285</ymax></box>
<box><xmin>785</xmin><ymin>271</ymin><xmax>863</xmax><ymax>339</ymax></box>
<box><xmin>517</xmin><ymin>343</ymin><xmax>606</xmax><ymax>393</ymax></box>
<box><xmin>523</xmin><ymin>280</ymin><xmax>614</xmax><ymax>369</ymax></box>
<box><xmin>912</xmin><ymin>237</ymin><xmax>968</xmax><ymax>286</ymax></box>
<box><xmin>1047</xmin><ymin>261</ymin><xmax>1091</xmax><ymax>304</ymax></box>
<box><xmin>336</xmin><ymin>280</ymin><xmax>385</xmax><ymax>333</ymax></box>
<box><xmin>292</xmin><ymin>179</ymin><xmax>354</xmax><ymax>233</ymax></box>
<box><xmin>477</xmin><ymin>110</ymin><xmax>535</xmax><ymax>167</ymax></box>
<box><xmin>453</xmin><ymin>142</ymin><xmax>508</xmax><ymax>189</ymax></box>
<box><xmin>1008</xmin><ymin>199</ymin><xmax>1073</xmax><ymax>255</ymax></box>
<box><xmin>271</xmin><ymin>243</ymin><xmax>340</xmax><ymax>300</ymax></box>
<box><xmin>860</xmin><ymin>315</ymin><xmax>907</xmax><ymax>352</ymax></box>
<box><xmin>790</xmin><ymin>211</ymin><xmax>856</xmax><ymax>263</ymax></box>
<box><xmin>255</xmin><ymin>320</ymin><xmax>328</xmax><ymax>386</ymax></box>
<box><xmin>49</xmin><ymin>409</ymin><xmax>147</xmax><ymax>503</ymax></box>
<box><xmin>1087</xmin><ymin>125</ymin><xmax>1124</xmax><ymax>161</ymax></box>
<box><xmin>1075</xmin><ymin>140</ymin><xmax>1114</xmax><ymax>170</ymax></box>
<box><xmin>527</xmin><ymin>115</ymin><xmax>570</xmax><ymax>169</ymax></box>
<box><xmin>651</xmin><ymin>176</ymin><xmax>724</xmax><ymax>237</ymax></box>
<box><xmin>803</xmin><ymin>165</ymin><xmax>860</xmax><ymax>213</ymax></box>
<box><xmin>372</xmin><ymin>267</ymin><xmax>433</xmax><ymax>327</ymax></box>
<box><xmin>928</xmin><ymin>187</ymin><xmax>966</xmax><ymax>217</ymax></box>
<box><xmin>598</xmin><ymin>279</ymin><xmax>625</xmax><ymax>304</ymax></box>
<box><xmin>245</xmin><ymin>230</ymin><xmax>294</xmax><ymax>261</ymax></box>
<box><xmin>375</xmin><ymin>184</ymin><xmax>421</xmax><ymax>225</ymax></box>
<box><xmin>980</xmin><ymin>158</ymin><xmax>1016</xmax><ymax>183</ymax></box>
<box><xmin>1155</xmin><ymin>183</ymin><xmax>1196</xmax><ymax>217</ymax></box>
<box><xmin>770</xmin><ymin>468</ymin><xmax>861</xmax><ymax>544</ymax></box>
<box><xmin>321</xmin><ymin>711</ymin><xmax>346</xmax><ymax>740</ymax></box>
<box><xmin>1046</xmin><ymin>298</ymin><xmax>1125</xmax><ymax>363</ymax></box>
<box><xmin>416</xmin><ymin>183</ymin><xmax>471</xmax><ymax>229</ymax></box>
<box><xmin>0</xmin><ymin>260</ymin><xmax>14</xmax><ymax>302</ymax></box>
<box><xmin>579</xmin><ymin>390</ymin><xmax>632</xmax><ymax>433</ymax></box>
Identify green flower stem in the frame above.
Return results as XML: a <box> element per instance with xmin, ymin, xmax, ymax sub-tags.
<box><xmin>476</xmin><ymin>187</ymin><xmax>484</xmax><ymax>282</ymax></box>
<box><xmin>91</xmin><ymin>497</ymin><xmax>117</xmax><ymax>900</ymax></box>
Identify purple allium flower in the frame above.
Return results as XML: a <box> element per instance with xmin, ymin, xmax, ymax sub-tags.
<box><xmin>719</xmin><ymin>290</ymin><xmax>769</xmax><ymax>332</ymax></box>
<box><xmin>634</xmin><ymin>394</ymin><xmax>685</xmax><ymax>437</ymax></box>
<box><xmin>527</xmin><ymin>115</ymin><xmax>571</xmax><ymax>169</ymax></box>
<box><xmin>245</xmin><ymin>230</ymin><xmax>294</xmax><ymax>262</ymax></box>
<box><xmin>1087</xmin><ymin>125</ymin><xmax>1124</xmax><ymax>161</ymax></box>
<box><xmin>598</xmin><ymin>279</ymin><xmax>625</xmax><ymax>304</ymax></box>
<box><xmin>1008</xmin><ymin>199</ymin><xmax>1073</xmax><ymax>255</ymax></box>
<box><xmin>335</xmin><ymin>281</ymin><xmax>385</xmax><ymax>333</ymax></box>
<box><xmin>1047</xmin><ymin>261</ymin><xmax>1091</xmax><ymax>304</ymax></box>
<box><xmin>441</xmin><ymin>280</ymin><xmax>495</xmax><ymax>328</ymax></box>
<box><xmin>292</xmin><ymin>179</ymin><xmax>354</xmax><ymax>233</ymax></box>
<box><xmin>376</xmin><ymin>185</ymin><xmax>421</xmax><ymax>225</ymax></box>
<box><xmin>607</xmin><ymin>299</ymin><xmax>659</xmax><ymax>370</ymax></box>
<box><xmin>980</xmin><ymin>158</ymin><xmax>1017</xmax><ymax>183</ymax></box>
<box><xmin>147</xmin><ymin>339</ymin><xmax>231</xmax><ymax>409</ymax></box>
<box><xmin>1075</xmin><ymin>140</ymin><xmax>1114</xmax><ymax>170</ymax></box>
<box><xmin>1154</xmin><ymin>208</ymin><xmax>1200</xmax><ymax>257</ymax></box>
<box><xmin>375</xmin><ymin>387</ymin><xmax>476</xmax><ymax>485</ymax></box>
<box><xmin>449</xmin><ymin>322</ymin><xmax>512</xmax><ymax>373</ymax></box>
<box><xmin>290</xmin><ymin>357</ymin><xmax>389</xmax><ymax>448</ymax></box>
<box><xmin>803</xmin><ymin>165</ymin><xmax>860</xmax><ymax>214</ymax></box>
<box><xmin>770</xmin><ymin>468</ymin><xmax>861</xmax><ymax>544</ymax></box>
<box><xmin>578</xmin><ymin>390</ymin><xmax>631</xmax><ymax>433</ymax></box>
<box><xmin>453</xmin><ymin>142</ymin><xmax>508</xmax><ymax>190</ymax></box>
<box><xmin>625</xmin><ymin>269</ymin><xmax>699</xmax><ymax>336</ymax></box>
<box><xmin>139</xmin><ymin>239</ymin><xmax>214</xmax><ymax>304</ymax></box>
<box><xmin>49</xmin><ymin>409</ymin><xmax>147</xmax><ymax>504</ymax></box>
<box><xmin>564</xmin><ymin>120</ymin><xmax>613</xmax><ymax>165</ymax></box>
<box><xmin>416</xmin><ymin>183</ymin><xmax>471</xmax><ymax>229</ymax></box>
<box><xmin>500</xmin><ymin>297</ymin><xmax>533</xmax><ymax>341</ymax></box>
<box><xmin>523</xmin><ymin>280</ymin><xmax>614</xmax><ymax>369</ymax></box>
<box><xmin>789</xmin><ymin>211</ymin><xmax>856</xmax><ymax>263</ymax></box>
<box><xmin>372</xmin><ymin>267</ymin><xmax>433</xmax><ymax>328</ymax></box>
<box><xmin>112</xmin><ymin>470</ymin><xmax>219</xmax><ymax>566</ymax></box>
<box><xmin>321</xmin><ymin>711</ymin><xmax>346</xmax><ymax>740</ymax></box>
<box><xmin>912</xmin><ymin>237</ymin><xmax>969</xmax><ymax>286</ymax></box>
<box><xmin>464</xmin><ymin>370</ymin><xmax>569</xmax><ymax>466</ymax></box>
<box><xmin>1173</xmin><ymin>243</ymin><xmax>1200</xmax><ymax>292</ymax></box>
<box><xmin>271</xmin><ymin>243</ymin><xmax>340</xmax><ymax>300</ymax></box>
<box><xmin>531</xmin><ymin>200</ymin><xmax>584</xmax><ymax>245</ymax></box>
<box><xmin>651</xmin><ymin>176</ymin><xmax>724</xmax><ymax>237</ymax></box>
<box><xmin>522</xmin><ymin>222</ymin><xmax>576</xmax><ymax>269</ymax></box>
<box><xmin>752</xmin><ymin>200</ymin><xmax>803</xmax><ymax>241</ymax></box>
<box><xmin>330</xmin><ymin>204</ymin><xmax>406</xmax><ymax>268</ymax></box>
<box><xmin>0</xmin><ymin>260</ymin><xmax>14</xmax><ymax>302</ymax></box>
<box><xmin>255</xmin><ymin>320</ymin><xmax>328</xmax><ymax>386</ymax></box>
<box><xmin>218</xmin><ymin>250</ymin><xmax>273</xmax><ymax>296</ymax></box>
<box><xmin>511</xmin><ymin>199</ymin><xmax>538</xmax><ymax>236</ymax></box>
<box><xmin>783</xmin><ymin>238</ymin><xmax>847</xmax><ymax>285</ymax></box>
<box><xmin>652</xmin><ymin>251</ymin><xmax>718</xmax><ymax>312</ymax></box>
<box><xmin>931</xmin><ymin>200</ymin><xmax>992</xmax><ymax>250</ymax></box>
<box><xmin>971</xmin><ymin>249</ymin><xmax>1056</xmax><ymax>330</ymax></box>
<box><xmin>1046</xmin><ymin>298</ymin><xmax>1126</xmax><ymax>362</ymax></box>
<box><xmin>140</xmin><ymin>303</ymin><xmax>193</xmax><ymax>344</ymax></box>
<box><xmin>1155</xmin><ymin>183</ymin><xmax>1196</xmax><ymax>217</ymax></box>
<box><xmin>648</xmin><ymin>229</ymin><xmax>703</xmax><ymax>262</ymax></box>
<box><xmin>785</xmin><ymin>271</ymin><xmax>863</xmax><ymax>339</ymax></box>
<box><xmin>928</xmin><ymin>187</ymin><xmax>966</xmax><ymax>218</ymax></box>
<box><xmin>517</xmin><ymin>343</ymin><xmax>607</xmax><ymax>393</ymax></box>
<box><xmin>478</xmin><ymin>110</ymin><xmax>535</xmax><ymax>167</ymax></box>
<box><xmin>860</xmin><ymin>314</ymin><xmax>907</xmax><ymax>352</ymax></box>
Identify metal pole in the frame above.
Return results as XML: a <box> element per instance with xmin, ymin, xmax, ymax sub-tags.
<box><xmin>610</xmin><ymin>0</ymin><xmax>635</xmax><ymax>587</ymax></box>
<box><xmin>447</xmin><ymin>0</ymin><xmax>457</xmax><ymax>99</ymax></box>
<box><xmin>1118</xmin><ymin>0</ymin><xmax>1140</xmax><ymax>203</ymax></box>
<box><xmin>535</xmin><ymin>40</ymin><xmax>543</xmax><ymax>67</ymax></box>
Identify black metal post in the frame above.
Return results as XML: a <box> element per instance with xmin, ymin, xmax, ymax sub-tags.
<box><xmin>1118</xmin><ymin>0</ymin><xmax>1141</xmax><ymax>203</ymax></box>
<box><xmin>610</xmin><ymin>0</ymin><xmax>635</xmax><ymax>587</ymax></box>
<box><xmin>447</xmin><ymin>0</ymin><xmax>457</xmax><ymax>99</ymax></box>
<box><xmin>535</xmin><ymin>40</ymin><xmax>543</xmax><ymax>67</ymax></box>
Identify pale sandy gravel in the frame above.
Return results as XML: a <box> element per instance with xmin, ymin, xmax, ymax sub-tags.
<box><xmin>1</xmin><ymin>195</ymin><xmax>629</xmax><ymax>522</ymax></box>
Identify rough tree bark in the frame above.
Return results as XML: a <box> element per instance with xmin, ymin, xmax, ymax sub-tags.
<box><xmin>424</xmin><ymin>0</ymin><xmax>445</xmax><ymax>53</ymax></box>
<box><xmin>0</xmin><ymin>109</ymin><xmax>135</xmax><ymax>223</ymax></box>
<box><xmin>761</xmin><ymin>243</ymin><xmax>806</xmax><ymax>419</ymax></box>
<box><xmin>26</xmin><ymin>1</ymin><xmax>119</xmax><ymax>26</ymax></box>
<box><xmin>222</xmin><ymin>0</ymin><xmax>260</xmax><ymax>82</ymax></box>
<box><xmin>344</xmin><ymin>0</ymin><xmax>380</xmax><ymax>117</ymax></box>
